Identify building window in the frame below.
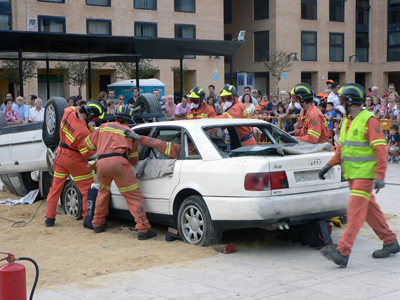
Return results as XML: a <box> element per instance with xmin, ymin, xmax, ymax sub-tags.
<box><xmin>135</xmin><ymin>22</ymin><xmax>157</xmax><ymax>37</ymax></box>
<box><xmin>301</xmin><ymin>31</ymin><xmax>317</xmax><ymax>61</ymax></box>
<box><xmin>254</xmin><ymin>31</ymin><xmax>269</xmax><ymax>62</ymax></box>
<box><xmin>356</xmin><ymin>0</ymin><xmax>369</xmax><ymax>26</ymax></box>
<box><xmin>330</xmin><ymin>0</ymin><xmax>344</xmax><ymax>22</ymax></box>
<box><xmin>224</xmin><ymin>34</ymin><xmax>232</xmax><ymax>64</ymax></box>
<box><xmin>174</xmin><ymin>0</ymin><xmax>195</xmax><ymax>13</ymax></box>
<box><xmin>388</xmin><ymin>31</ymin><xmax>400</xmax><ymax>61</ymax></box>
<box><xmin>356</xmin><ymin>32</ymin><xmax>369</xmax><ymax>62</ymax></box>
<box><xmin>388</xmin><ymin>0</ymin><xmax>400</xmax><ymax>25</ymax></box>
<box><xmin>0</xmin><ymin>13</ymin><xmax>11</xmax><ymax>30</ymax></box>
<box><xmin>254</xmin><ymin>0</ymin><xmax>269</xmax><ymax>20</ymax></box>
<box><xmin>175</xmin><ymin>24</ymin><xmax>196</xmax><ymax>58</ymax></box>
<box><xmin>224</xmin><ymin>0</ymin><xmax>232</xmax><ymax>24</ymax></box>
<box><xmin>38</xmin><ymin>0</ymin><xmax>64</xmax><ymax>3</ymax></box>
<box><xmin>329</xmin><ymin>33</ymin><xmax>344</xmax><ymax>62</ymax></box>
<box><xmin>134</xmin><ymin>0</ymin><xmax>156</xmax><ymax>10</ymax></box>
<box><xmin>38</xmin><ymin>16</ymin><xmax>65</xmax><ymax>33</ymax></box>
<box><xmin>301</xmin><ymin>0</ymin><xmax>316</xmax><ymax>20</ymax></box>
<box><xmin>87</xmin><ymin>19</ymin><xmax>111</xmax><ymax>36</ymax></box>
<box><xmin>86</xmin><ymin>0</ymin><xmax>111</xmax><ymax>6</ymax></box>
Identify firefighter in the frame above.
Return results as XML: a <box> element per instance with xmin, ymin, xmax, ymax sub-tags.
<box><xmin>213</xmin><ymin>84</ymin><xmax>256</xmax><ymax>146</ymax></box>
<box><xmin>319</xmin><ymin>83</ymin><xmax>399</xmax><ymax>267</ymax></box>
<box><xmin>45</xmin><ymin>101</ymin><xmax>105</xmax><ymax>227</ymax></box>
<box><xmin>290</xmin><ymin>83</ymin><xmax>332</xmax><ymax>143</ymax></box>
<box><xmin>186</xmin><ymin>86</ymin><xmax>217</xmax><ymax>119</ymax></box>
<box><xmin>85</xmin><ymin>105</ymin><xmax>156</xmax><ymax>239</ymax></box>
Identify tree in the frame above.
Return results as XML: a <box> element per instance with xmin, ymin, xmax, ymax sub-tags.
<box><xmin>55</xmin><ymin>61</ymin><xmax>105</xmax><ymax>96</ymax></box>
<box><xmin>113</xmin><ymin>59</ymin><xmax>157</xmax><ymax>80</ymax></box>
<box><xmin>0</xmin><ymin>60</ymin><xmax>39</xmax><ymax>95</ymax></box>
<box><xmin>263</xmin><ymin>48</ymin><xmax>295</xmax><ymax>95</ymax></box>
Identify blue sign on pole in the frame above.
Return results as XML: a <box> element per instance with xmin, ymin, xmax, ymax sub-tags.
<box><xmin>282</xmin><ymin>74</ymin><xmax>287</xmax><ymax>79</ymax></box>
<box><xmin>213</xmin><ymin>75</ymin><xmax>219</xmax><ymax>80</ymax></box>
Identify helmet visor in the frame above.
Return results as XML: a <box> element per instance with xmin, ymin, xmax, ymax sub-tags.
<box><xmin>221</xmin><ymin>95</ymin><xmax>233</xmax><ymax>102</ymax></box>
<box><xmin>189</xmin><ymin>98</ymin><xmax>201</xmax><ymax>104</ymax></box>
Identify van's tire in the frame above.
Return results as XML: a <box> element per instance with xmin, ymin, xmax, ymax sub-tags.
<box><xmin>135</xmin><ymin>93</ymin><xmax>162</xmax><ymax>114</ymax></box>
<box><xmin>43</xmin><ymin>97</ymin><xmax>68</xmax><ymax>148</ymax></box>
<box><xmin>0</xmin><ymin>112</ymin><xmax>7</xmax><ymax>128</ymax></box>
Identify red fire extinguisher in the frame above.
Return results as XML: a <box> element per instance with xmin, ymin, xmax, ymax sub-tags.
<box><xmin>0</xmin><ymin>252</ymin><xmax>39</xmax><ymax>300</ymax></box>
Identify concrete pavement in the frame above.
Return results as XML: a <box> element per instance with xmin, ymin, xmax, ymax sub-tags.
<box><xmin>35</xmin><ymin>163</ymin><xmax>400</xmax><ymax>300</ymax></box>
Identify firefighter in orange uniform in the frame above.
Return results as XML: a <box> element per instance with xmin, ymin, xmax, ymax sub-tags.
<box><xmin>290</xmin><ymin>83</ymin><xmax>332</xmax><ymax>144</ymax></box>
<box><xmin>85</xmin><ymin>105</ymin><xmax>156</xmax><ymax>239</ymax></box>
<box><xmin>45</xmin><ymin>101</ymin><xmax>105</xmax><ymax>227</ymax></box>
<box><xmin>213</xmin><ymin>84</ymin><xmax>256</xmax><ymax>146</ymax></box>
<box><xmin>319</xmin><ymin>83</ymin><xmax>398</xmax><ymax>267</ymax></box>
<box><xmin>186</xmin><ymin>86</ymin><xmax>217</xmax><ymax>119</ymax></box>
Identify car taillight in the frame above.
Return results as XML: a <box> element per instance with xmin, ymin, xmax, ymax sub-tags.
<box><xmin>244</xmin><ymin>171</ymin><xmax>289</xmax><ymax>191</ymax></box>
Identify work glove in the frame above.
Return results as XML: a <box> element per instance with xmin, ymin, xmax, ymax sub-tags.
<box><xmin>374</xmin><ymin>178</ymin><xmax>385</xmax><ymax>193</ymax></box>
<box><xmin>124</xmin><ymin>130</ymin><xmax>142</xmax><ymax>141</ymax></box>
<box><xmin>318</xmin><ymin>163</ymin><xmax>332</xmax><ymax>180</ymax></box>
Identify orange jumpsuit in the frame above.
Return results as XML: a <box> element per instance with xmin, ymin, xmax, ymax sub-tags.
<box><xmin>213</xmin><ymin>100</ymin><xmax>257</xmax><ymax>146</ymax></box>
<box><xmin>186</xmin><ymin>104</ymin><xmax>217</xmax><ymax>119</ymax></box>
<box><xmin>328</xmin><ymin>117</ymin><xmax>397</xmax><ymax>255</ymax></box>
<box><xmin>85</xmin><ymin>121</ymin><xmax>151</xmax><ymax>232</ymax></box>
<box><xmin>293</xmin><ymin>103</ymin><xmax>332</xmax><ymax>143</ymax></box>
<box><xmin>45</xmin><ymin>107</ymin><xmax>96</xmax><ymax>219</ymax></box>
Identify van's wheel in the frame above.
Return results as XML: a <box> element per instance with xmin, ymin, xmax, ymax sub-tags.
<box><xmin>178</xmin><ymin>195</ymin><xmax>222</xmax><ymax>246</ymax></box>
<box><xmin>135</xmin><ymin>93</ymin><xmax>162</xmax><ymax>114</ymax></box>
<box><xmin>43</xmin><ymin>97</ymin><xmax>68</xmax><ymax>148</ymax></box>
<box><xmin>62</xmin><ymin>181</ymin><xmax>83</xmax><ymax>220</ymax></box>
<box><xmin>0</xmin><ymin>112</ymin><xmax>7</xmax><ymax>128</ymax></box>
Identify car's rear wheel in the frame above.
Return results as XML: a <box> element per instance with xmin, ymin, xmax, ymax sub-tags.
<box><xmin>178</xmin><ymin>195</ymin><xmax>222</xmax><ymax>246</ymax></box>
<box><xmin>62</xmin><ymin>181</ymin><xmax>83</xmax><ymax>220</ymax></box>
<box><xmin>0</xmin><ymin>112</ymin><xmax>7</xmax><ymax>128</ymax></box>
<box><xmin>135</xmin><ymin>93</ymin><xmax>162</xmax><ymax>114</ymax></box>
<box><xmin>43</xmin><ymin>97</ymin><xmax>68</xmax><ymax>148</ymax></box>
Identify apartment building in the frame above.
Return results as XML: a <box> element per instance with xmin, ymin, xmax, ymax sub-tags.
<box><xmin>0</xmin><ymin>0</ymin><xmax>225</xmax><ymax>101</ymax></box>
<box><xmin>224</xmin><ymin>0</ymin><xmax>400</xmax><ymax>96</ymax></box>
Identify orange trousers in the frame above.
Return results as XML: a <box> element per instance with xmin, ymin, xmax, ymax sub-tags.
<box><xmin>93</xmin><ymin>156</ymin><xmax>151</xmax><ymax>232</ymax></box>
<box><xmin>45</xmin><ymin>148</ymin><xmax>94</xmax><ymax>219</ymax></box>
<box><xmin>337</xmin><ymin>179</ymin><xmax>397</xmax><ymax>255</ymax></box>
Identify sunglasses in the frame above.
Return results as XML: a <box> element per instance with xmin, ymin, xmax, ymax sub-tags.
<box><xmin>119</xmin><ymin>98</ymin><xmax>124</xmax><ymax>100</ymax></box>
<box><xmin>189</xmin><ymin>98</ymin><xmax>200</xmax><ymax>104</ymax></box>
<box><xmin>220</xmin><ymin>95</ymin><xmax>233</xmax><ymax>102</ymax></box>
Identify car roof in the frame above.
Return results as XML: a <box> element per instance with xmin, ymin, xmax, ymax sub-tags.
<box><xmin>134</xmin><ymin>118</ymin><xmax>272</xmax><ymax>130</ymax></box>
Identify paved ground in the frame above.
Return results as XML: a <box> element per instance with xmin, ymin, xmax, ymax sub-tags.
<box><xmin>34</xmin><ymin>163</ymin><xmax>400</xmax><ymax>300</ymax></box>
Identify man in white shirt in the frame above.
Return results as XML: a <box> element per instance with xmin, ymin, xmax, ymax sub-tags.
<box><xmin>29</xmin><ymin>98</ymin><xmax>45</xmax><ymax>122</ymax></box>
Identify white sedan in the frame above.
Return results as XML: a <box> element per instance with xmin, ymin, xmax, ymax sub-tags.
<box><xmin>108</xmin><ymin>118</ymin><xmax>349</xmax><ymax>246</ymax></box>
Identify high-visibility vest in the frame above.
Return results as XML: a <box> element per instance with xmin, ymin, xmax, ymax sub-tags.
<box><xmin>339</xmin><ymin>110</ymin><xmax>379</xmax><ymax>180</ymax></box>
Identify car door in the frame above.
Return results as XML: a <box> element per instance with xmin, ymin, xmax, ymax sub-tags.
<box><xmin>0</xmin><ymin>127</ymin><xmax>14</xmax><ymax>173</ymax></box>
<box><xmin>110</xmin><ymin>126</ymin><xmax>182</xmax><ymax>216</ymax></box>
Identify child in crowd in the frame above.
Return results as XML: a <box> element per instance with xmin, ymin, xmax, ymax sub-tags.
<box><xmin>283</xmin><ymin>101</ymin><xmax>301</xmax><ymax>132</ymax></box>
<box><xmin>319</xmin><ymin>102</ymin><xmax>326</xmax><ymax>114</ymax></box>
<box><xmin>333</xmin><ymin>119</ymin><xmax>342</xmax><ymax>147</ymax></box>
<box><xmin>259</xmin><ymin>101</ymin><xmax>269</xmax><ymax>117</ymax></box>
<box><xmin>276</xmin><ymin>103</ymin><xmax>286</xmax><ymax>128</ymax></box>
<box><xmin>324</xmin><ymin>102</ymin><xmax>337</xmax><ymax>132</ymax></box>
<box><xmin>378</xmin><ymin>97</ymin><xmax>389</xmax><ymax>119</ymax></box>
<box><xmin>387</xmin><ymin>124</ymin><xmax>400</xmax><ymax>163</ymax></box>
<box><xmin>372</xmin><ymin>96</ymin><xmax>381</xmax><ymax>116</ymax></box>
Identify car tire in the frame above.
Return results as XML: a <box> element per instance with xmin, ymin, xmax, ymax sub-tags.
<box><xmin>0</xmin><ymin>112</ymin><xmax>7</xmax><ymax>128</ymax></box>
<box><xmin>62</xmin><ymin>181</ymin><xmax>83</xmax><ymax>219</ymax></box>
<box><xmin>135</xmin><ymin>93</ymin><xmax>162</xmax><ymax>114</ymax></box>
<box><xmin>178</xmin><ymin>195</ymin><xmax>222</xmax><ymax>246</ymax></box>
<box><xmin>43</xmin><ymin>97</ymin><xmax>68</xmax><ymax>148</ymax></box>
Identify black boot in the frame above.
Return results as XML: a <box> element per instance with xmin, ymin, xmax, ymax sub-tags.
<box><xmin>372</xmin><ymin>241</ymin><xmax>400</xmax><ymax>258</ymax></box>
<box><xmin>45</xmin><ymin>218</ymin><xmax>55</xmax><ymax>227</ymax></box>
<box><xmin>320</xmin><ymin>244</ymin><xmax>349</xmax><ymax>268</ymax></box>
<box><xmin>93</xmin><ymin>224</ymin><xmax>106</xmax><ymax>233</ymax></box>
<box><xmin>138</xmin><ymin>230</ymin><xmax>157</xmax><ymax>240</ymax></box>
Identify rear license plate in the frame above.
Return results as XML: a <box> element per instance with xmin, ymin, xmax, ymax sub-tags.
<box><xmin>294</xmin><ymin>170</ymin><xmax>330</xmax><ymax>182</ymax></box>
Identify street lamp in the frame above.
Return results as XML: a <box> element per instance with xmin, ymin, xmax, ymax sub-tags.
<box><xmin>289</xmin><ymin>52</ymin><xmax>299</xmax><ymax>61</ymax></box>
<box><xmin>349</xmin><ymin>55</ymin><xmax>360</xmax><ymax>63</ymax></box>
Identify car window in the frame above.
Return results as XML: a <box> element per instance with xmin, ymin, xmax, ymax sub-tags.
<box><xmin>181</xmin><ymin>130</ymin><xmax>201</xmax><ymax>160</ymax></box>
<box><xmin>132</xmin><ymin>127</ymin><xmax>153</xmax><ymax>157</ymax></box>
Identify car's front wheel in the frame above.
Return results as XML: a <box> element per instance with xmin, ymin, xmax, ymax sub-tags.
<box><xmin>62</xmin><ymin>181</ymin><xmax>83</xmax><ymax>220</ymax></box>
<box><xmin>178</xmin><ymin>195</ymin><xmax>222</xmax><ymax>246</ymax></box>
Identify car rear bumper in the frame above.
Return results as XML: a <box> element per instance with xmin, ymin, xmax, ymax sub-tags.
<box><xmin>204</xmin><ymin>187</ymin><xmax>350</xmax><ymax>230</ymax></box>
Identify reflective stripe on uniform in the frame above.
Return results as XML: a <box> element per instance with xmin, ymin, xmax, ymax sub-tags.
<box><xmin>79</xmin><ymin>147</ymin><xmax>89</xmax><ymax>154</ymax></box>
<box><xmin>98</xmin><ymin>182</ymin><xmax>110</xmax><ymax>190</ymax></box>
<box><xmin>54</xmin><ymin>171</ymin><xmax>69</xmax><ymax>179</ymax></box>
<box><xmin>119</xmin><ymin>183</ymin><xmax>139</xmax><ymax>193</ymax></box>
<box><xmin>341</xmin><ymin>141</ymin><xmax>370</xmax><ymax>147</ymax></box>
<box><xmin>129</xmin><ymin>152</ymin><xmax>138</xmax><ymax>158</ymax></box>
<box><xmin>100</xmin><ymin>126</ymin><xmax>128</xmax><ymax>137</ymax></box>
<box><xmin>370</xmin><ymin>139</ymin><xmax>386</xmax><ymax>148</ymax></box>
<box><xmin>341</xmin><ymin>156</ymin><xmax>377</xmax><ymax>162</ymax></box>
<box><xmin>243</xmin><ymin>109</ymin><xmax>248</xmax><ymax>116</ymax></box>
<box><xmin>224</xmin><ymin>112</ymin><xmax>233</xmax><ymax>119</ymax></box>
<box><xmin>307</xmin><ymin>129</ymin><xmax>321</xmax><ymax>138</ymax></box>
<box><xmin>85</xmin><ymin>136</ymin><xmax>96</xmax><ymax>150</ymax></box>
<box><xmin>165</xmin><ymin>142</ymin><xmax>171</xmax><ymax>157</ymax></box>
<box><xmin>198</xmin><ymin>113</ymin><xmax>208</xmax><ymax>118</ymax></box>
<box><xmin>61</xmin><ymin>123</ymin><xmax>75</xmax><ymax>143</ymax></box>
<box><xmin>351</xmin><ymin>189</ymin><xmax>371</xmax><ymax>201</ymax></box>
<box><xmin>323</xmin><ymin>121</ymin><xmax>328</xmax><ymax>127</ymax></box>
<box><xmin>187</xmin><ymin>114</ymin><xmax>194</xmax><ymax>119</ymax></box>
<box><xmin>73</xmin><ymin>173</ymin><xmax>94</xmax><ymax>181</ymax></box>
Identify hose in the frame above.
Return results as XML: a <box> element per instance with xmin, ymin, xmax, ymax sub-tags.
<box><xmin>17</xmin><ymin>257</ymin><xmax>39</xmax><ymax>300</ymax></box>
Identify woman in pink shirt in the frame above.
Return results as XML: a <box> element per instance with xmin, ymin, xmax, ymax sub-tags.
<box><xmin>2</xmin><ymin>98</ymin><xmax>22</xmax><ymax>126</ymax></box>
